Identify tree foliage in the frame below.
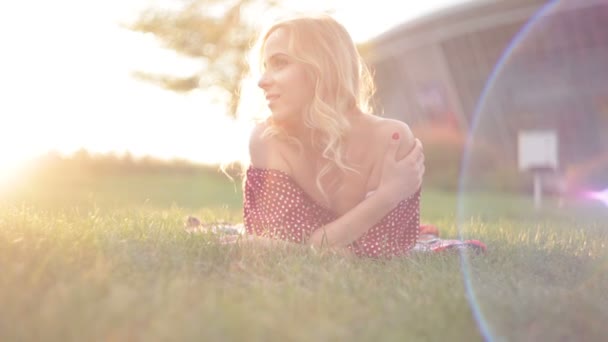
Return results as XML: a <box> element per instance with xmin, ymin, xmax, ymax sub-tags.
<box><xmin>128</xmin><ymin>0</ymin><xmax>282</xmax><ymax>118</ymax></box>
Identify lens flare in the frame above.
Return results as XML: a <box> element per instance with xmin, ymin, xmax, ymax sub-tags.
<box><xmin>584</xmin><ymin>188</ymin><xmax>608</xmax><ymax>207</ymax></box>
<box><xmin>458</xmin><ymin>1</ymin><xmax>563</xmax><ymax>340</ymax></box>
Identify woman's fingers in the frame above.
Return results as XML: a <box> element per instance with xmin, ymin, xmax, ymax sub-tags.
<box><xmin>405</xmin><ymin>139</ymin><xmax>423</xmax><ymax>162</ymax></box>
<box><xmin>401</xmin><ymin>139</ymin><xmax>424</xmax><ymax>170</ymax></box>
<box><xmin>417</xmin><ymin>143</ymin><xmax>425</xmax><ymax>164</ymax></box>
<box><xmin>402</xmin><ymin>138</ymin><xmax>425</xmax><ymax>188</ymax></box>
<box><xmin>378</xmin><ymin>134</ymin><xmax>425</xmax><ymax>202</ymax></box>
<box><xmin>383</xmin><ymin>132</ymin><xmax>402</xmax><ymax>165</ymax></box>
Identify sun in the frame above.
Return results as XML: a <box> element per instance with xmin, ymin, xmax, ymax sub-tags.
<box><xmin>0</xmin><ymin>155</ymin><xmax>27</xmax><ymax>190</ymax></box>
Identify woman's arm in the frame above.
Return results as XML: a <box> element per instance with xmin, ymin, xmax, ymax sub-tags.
<box><xmin>307</xmin><ymin>121</ymin><xmax>423</xmax><ymax>248</ymax></box>
<box><xmin>249</xmin><ymin>121</ymin><xmax>424</xmax><ymax>250</ymax></box>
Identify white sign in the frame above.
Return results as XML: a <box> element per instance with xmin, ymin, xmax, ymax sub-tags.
<box><xmin>518</xmin><ymin>130</ymin><xmax>558</xmax><ymax>171</ymax></box>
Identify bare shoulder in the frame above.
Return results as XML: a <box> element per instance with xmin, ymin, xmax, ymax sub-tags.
<box><xmin>248</xmin><ymin>121</ymin><xmax>291</xmax><ymax>173</ymax></box>
<box><xmin>364</xmin><ymin>116</ymin><xmax>416</xmax><ymax>160</ymax></box>
<box><xmin>248</xmin><ymin>121</ymin><xmax>270</xmax><ymax>157</ymax></box>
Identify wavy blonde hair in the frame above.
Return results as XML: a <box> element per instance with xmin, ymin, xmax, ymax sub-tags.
<box><xmin>256</xmin><ymin>14</ymin><xmax>376</xmax><ymax>205</ymax></box>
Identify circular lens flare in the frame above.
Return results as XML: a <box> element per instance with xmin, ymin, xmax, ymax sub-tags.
<box><xmin>457</xmin><ymin>1</ymin><xmax>572</xmax><ymax>340</ymax></box>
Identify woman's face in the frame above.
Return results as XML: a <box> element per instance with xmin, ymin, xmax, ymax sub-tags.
<box><xmin>258</xmin><ymin>28</ymin><xmax>315</xmax><ymax>124</ymax></box>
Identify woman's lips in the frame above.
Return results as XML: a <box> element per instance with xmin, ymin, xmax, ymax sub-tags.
<box><xmin>266</xmin><ymin>94</ymin><xmax>280</xmax><ymax>105</ymax></box>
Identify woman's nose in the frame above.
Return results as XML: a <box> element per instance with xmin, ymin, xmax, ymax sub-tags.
<box><xmin>258</xmin><ymin>72</ymin><xmax>271</xmax><ymax>89</ymax></box>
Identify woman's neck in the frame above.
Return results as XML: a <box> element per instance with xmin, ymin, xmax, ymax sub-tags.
<box><xmin>279</xmin><ymin>106</ymin><xmax>364</xmax><ymax>152</ymax></box>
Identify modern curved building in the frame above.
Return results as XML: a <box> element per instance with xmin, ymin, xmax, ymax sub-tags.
<box><xmin>365</xmin><ymin>0</ymin><xmax>608</xmax><ymax>189</ymax></box>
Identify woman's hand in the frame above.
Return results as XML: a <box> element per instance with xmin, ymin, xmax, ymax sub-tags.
<box><xmin>376</xmin><ymin>134</ymin><xmax>425</xmax><ymax>206</ymax></box>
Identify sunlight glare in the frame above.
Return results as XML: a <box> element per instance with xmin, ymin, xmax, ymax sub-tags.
<box><xmin>0</xmin><ymin>0</ymin><xmax>470</xmax><ymax>167</ymax></box>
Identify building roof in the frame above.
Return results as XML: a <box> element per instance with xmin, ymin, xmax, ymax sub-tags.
<box><xmin>371</xmin><ymin>0</ymin><xmax>546</xmax><ymax>45</ymax></box>
<box><xmin>365</xmin><ymin>0</ymin><xmax>606</xmax><ymax>62</ymax></box>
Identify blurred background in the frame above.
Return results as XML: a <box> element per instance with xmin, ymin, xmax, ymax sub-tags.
<box><xmin>1</xmin><ymin>0</ymin><xmax>607</xmax><ymax>212</ymax></box>
<box><xmin>367</xmin><ymin>0</ymin><xmax>608</xmax><ymax>198</ymax></box>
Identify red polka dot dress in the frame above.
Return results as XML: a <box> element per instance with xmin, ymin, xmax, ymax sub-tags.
<box><xmin>243</xmin><ymin>167</ymin><xmax>421</xmax><ymax>258</ymax></box>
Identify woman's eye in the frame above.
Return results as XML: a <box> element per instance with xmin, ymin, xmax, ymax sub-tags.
<box><xmin>272</xmin><ymin>58</ymin><xmax>288</xmax><ymax>68</ymax></box>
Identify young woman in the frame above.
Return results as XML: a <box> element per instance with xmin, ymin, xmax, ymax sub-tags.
<box><xmin>238</xmin><ymin>14</ymin><xmax>423</xmax><ymax>258</ymax></box>
<box><xmin>193</xmin><ymin>14</ymin><xmax>485</xmax><ymax>257</ymax></box>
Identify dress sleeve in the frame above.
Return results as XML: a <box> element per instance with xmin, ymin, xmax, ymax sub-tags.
<box><xmin>350</xmin><ymin>189</ymin><xmax>421</xmax><ymax>258</ymax></box>
<box><xmin>243</xmin><ymin>168</ymin><xmax>333</xmax><ymax>243</ymax></box>
<box><xmin>243</xmin><ymin>169</ymin><xmax>288</xmax><ymax>239</ymax></box>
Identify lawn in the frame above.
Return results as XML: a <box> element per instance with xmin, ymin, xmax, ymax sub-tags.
<box><xmin>1</xmin><ymin>171</ymin><xmax>607</xmax><ymax>341</ymax></box>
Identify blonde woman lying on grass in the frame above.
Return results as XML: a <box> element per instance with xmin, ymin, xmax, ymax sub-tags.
<box><xmin>188</xmin><ymin>14</ymin><xmax>485</xmax><ymax>257</ymax></box>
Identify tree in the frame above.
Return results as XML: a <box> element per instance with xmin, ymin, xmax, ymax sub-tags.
<box><xmin>128</xmin><ymin>0</ymin><xmax>282</xmax><ymax>118</ymax></box>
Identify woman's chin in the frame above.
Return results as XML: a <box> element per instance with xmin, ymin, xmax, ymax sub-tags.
<box><xmin>271</xmin><ymin>112</ymin><xmax>293</xmax><ymax>124</ymax></box>
<box><xmin>269</xmin><ymin>110</ymin><xmax>304</xmax><ymax>130</ymax></box>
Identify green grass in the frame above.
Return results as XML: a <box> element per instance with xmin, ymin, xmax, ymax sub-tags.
<box><xmin>1</xmin><ymin>172</ymin><xmax>607</xmax><ymax>341</ymax></box>
<box><xmin>1</xmin><ymin>170</ymin><xmax>244</xmax><ymax>211</ymax></box>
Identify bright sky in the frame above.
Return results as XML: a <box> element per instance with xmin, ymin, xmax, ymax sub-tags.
<box><xmin>0</xmin><ymin>0</ymin><xmax>469</xmax><ymax>182</ymax></box>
